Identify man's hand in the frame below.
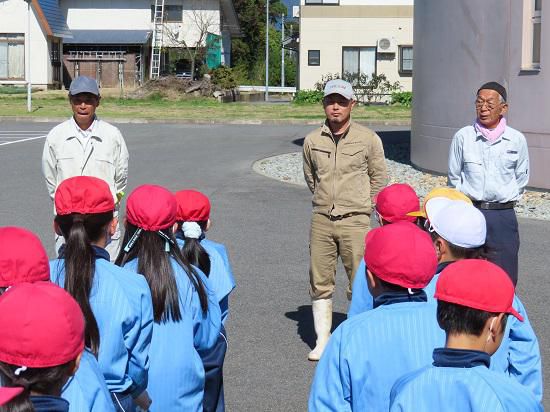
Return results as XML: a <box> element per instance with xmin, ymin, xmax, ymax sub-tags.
<box><xmin>134</xmin><ymin>390</ymin><xmax>152</xmax><ymax>411</ymax></box>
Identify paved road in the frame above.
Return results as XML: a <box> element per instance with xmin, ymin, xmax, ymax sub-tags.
<box><xmin>0</xmin><ymin>121</ymin><xmax>547</xmax><ymax>411</ymax></box>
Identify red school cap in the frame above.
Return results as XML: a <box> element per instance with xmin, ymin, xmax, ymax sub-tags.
<box><xmin>364</xmin><ymin>221</ymin><xmax>438</xmax><ymax>289</ymax></box>
<box><xmin>374</xmin><ymin>183</ymin><xmax>419</xmax><ymax>223</ymax></box>
<box><xmin>55</xmin><ymin>176</ymin><xmax>114</xmax><ymax>215</ymax></box>
<box><xmin>0</xmin><ymin>227</ymin><xmax>50</xmax><ymax>287</ymax></box>
<box><xmin>435</xmin><ymin>259</ymin><xmax>523</xmax><ymax>321</ymax></box>
<box><xmin>0</xmin><ymin>282</ymin><xmax>84</xmax><ymax>368</ymax></box>
<box><xmin>174</xmin><ymin>190</ymin><xmax>211</xmax><ymax>222</ymax></box>
<box><xmin>126</xmin><ymin>185</ymin><xmax>177</xmax><ymax>231</ymax></box>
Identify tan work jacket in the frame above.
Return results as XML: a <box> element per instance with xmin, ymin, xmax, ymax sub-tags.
<box><xmin>42</xmin><ymin>118</ymin><xmax>129</xmax><ymax>203</ymax></box>
<box><xmin>302</xmin><ymin>121</ymin><xmax>388</xmax><ymax>216</ymax></box>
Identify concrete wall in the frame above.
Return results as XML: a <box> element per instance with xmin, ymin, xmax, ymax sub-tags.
<box><xmin>298</xmin><ymin>3</ymin><xmax>413</xmax><ymax>91</ymax></box>
<box><xmin>0</xmin><ymin>0</ymin><xmax>52</xmax><ymax>87</ymax></box>
<box><xmin>412</xmin><ymin>0</ymin><xmax>550</xmax><ymax>189</ymax></box>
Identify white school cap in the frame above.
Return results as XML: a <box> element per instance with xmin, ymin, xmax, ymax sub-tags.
<box><xmin>425</xmin><ymin>197</ymin><xmax>486</xmax><ymax>248</ymax></box>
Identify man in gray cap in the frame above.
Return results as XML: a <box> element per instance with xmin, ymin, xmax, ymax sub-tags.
<box><xmin>302</xmin><ymin>79</ymin><xmax>387</xmax><ymax>360</ymax></box>
<box><xmin>42</xmin><ymin>76</ymin><xmax>129</xmax><ymax>260</ymax></box>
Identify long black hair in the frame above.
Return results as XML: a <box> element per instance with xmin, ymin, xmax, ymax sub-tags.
<box><xmin>0</xmin><ymin>360</ymin><xmax>74</xmax><ymax>412</ymax></box>
<box><xmin>178</xmin><ymin>221</ymin><xmax>210</xmax><ymax>277</ymax></box>
<box><xmin>115</xmin><ymin>223</ymin><xmax>208</xmax><ymax>323</ymax></box>
<box><xmin>54</xmin><ymin>211</ymin><xmax>113</xmax><ymax>356</ymax></box>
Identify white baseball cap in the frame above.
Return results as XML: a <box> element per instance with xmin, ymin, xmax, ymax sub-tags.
<box><xmin>425</xmin><ymin>197</ymin><xmax>486</xmax><ymax>248</ymax></box>
<box><xmin>324</xmin><ymin>79</ymin><xmax>354</xmax><ymax>100</ymax></box>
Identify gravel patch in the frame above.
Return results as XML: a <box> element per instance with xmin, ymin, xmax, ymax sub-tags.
<box><xmin>253</xmin><ymin>151</ymin><xmax>550</xmax><ymax>221</ymax></box>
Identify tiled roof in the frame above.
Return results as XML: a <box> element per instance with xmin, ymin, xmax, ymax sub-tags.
<box><xmin>36</xmin><ymin>0</ymin><xmax>72</xmax><ymax>38</ymax></box>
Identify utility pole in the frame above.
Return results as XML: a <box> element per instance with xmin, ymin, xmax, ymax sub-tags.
<box><xmin>281</xmin><ymin>13</ymin><xmax>285</xmax><ymax>88</ymax></box>
<box><xmin>24</xmin><ymin>0</ymin><xmax>32</xmax><ymax>112</ymax></box>
<box><xmin>265</xmin><ymin>0</ymin><xmax>269</xmax><ymax>101</ymax></box>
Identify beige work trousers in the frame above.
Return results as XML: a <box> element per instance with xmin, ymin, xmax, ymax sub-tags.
<box><xmin>309</xmin><ymin>212</ymin><xmax>370</xmax><ymax>300</ymax></box>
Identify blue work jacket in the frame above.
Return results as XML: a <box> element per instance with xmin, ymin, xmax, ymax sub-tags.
<box><xmin>350</xmin><ymin>260</ymin><xmax>543</xmax><ymax>403</ymax></box>
<box><xmin>390</xmin><ymin>348</ymin><xmax>542</xmax><ymax>411</ymax></box>
<box><xmin>50</xmin><ymin>247</ymin><xmax>154</xmax><ymax>397</ymax></box>
<box><xmin>309</xmin><ymin>293</ymin><xmax>445</xmax><ymax>411</ymax></box>
<box><xmin>61</xmin><ymin>349</ymin><xmax>115</xmax><ymax>412</ymax></box>
<box><xmin>176</xmin><ymin>235</ymin><xmax>236</xmax><ymax>324</ymax></box>
<box><xmin>123</xmin><ymin>257</ymin><xmax>222</xmax><ymax>412</ymax></box>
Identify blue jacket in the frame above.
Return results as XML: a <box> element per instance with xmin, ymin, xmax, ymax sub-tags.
<box><xmin>309</xmin><ymin>292</ymin><xmax>446</xmax><ymax>411</ymax></box>
<box><xmin>123</xmin><ymin>257</ymin><xmax>222</xmax><ymax>412</ymax></box>
<box><xmin>50</xmin><ymin>247</ymin><xmax>154</xmax><ymax>396</ymax></box>
<box><xmin>424</xmin><ymin>269</ymin><xmax>543</xmax><ymax>403</ymax></box>
<box><xmin>176</xmin><ymin>235</ymin><xmax>236</xmax><ymax>324</ymax></box>
<box><xmin>350</xmin><ymin>260</ymin><xmax>543</xmax><ymax>403</ymax></box>
<box><xmin>390</xmin><ymin>348</ymin><xmax>542</xmax><ymax>411</ymax></box>
<box><xmin>348</xmin><ymin>259</ymin><xmax>371</xmax><ymax>317</ymax></box>
<box><xmin>61</xmin><ymin>349</ymin><xmax>115</xmax><ymax>412</ymax></box>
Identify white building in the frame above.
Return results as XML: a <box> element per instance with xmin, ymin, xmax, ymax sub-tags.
<box><xmin>298</xmin><ymin>0</ymin><xmax>413</xmax><ymax>94</ymax></box>
<box><xmin>0</xmin><ymin>0</ymin><xmax>240</xmax><ymax>89</ymax></box>
<box><xmin>0</xmin><ymin>0</ymin><xmax>70</xmax><ymax>89</ymax></box>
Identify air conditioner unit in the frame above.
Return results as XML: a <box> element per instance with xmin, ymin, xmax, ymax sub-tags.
<box><xmin>377</xmin><ymin>37</ymin><xmax>397</xmax><ymax>53</ymax></box>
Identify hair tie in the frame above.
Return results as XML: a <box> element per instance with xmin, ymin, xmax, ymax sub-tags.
<box><xmin>182</xmin><ymin>222</ymin><xmax>202</xmax><ymax>239</ymax></box>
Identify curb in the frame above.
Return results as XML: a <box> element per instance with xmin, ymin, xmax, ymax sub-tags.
<box><xmin>0</xmin><ymin>116</ymin><xmax>411</xmax><ymax>127</ymax></box>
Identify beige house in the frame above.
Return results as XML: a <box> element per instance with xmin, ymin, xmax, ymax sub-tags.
<box><xmin>412</xmin><ymin>0</ymin><xmax>548</xmax><ymax>189</ymax></box>
<box><xmin>298</xmin><ymin>0</ymin><xmax>413</xmax><ymax>95</ymax></box>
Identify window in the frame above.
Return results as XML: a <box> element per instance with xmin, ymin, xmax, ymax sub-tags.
<box><xmin>308</xmin><ymin>50</ymin><xmax>320</xmax><ymax>66</ymax></box>
<box><xmin>305</xmin><ymin>0</ymin><xmax>339</xmax><ymax>4</ymax></box>
<box><xmin>532</xmin><ymin>0</ymin><xmax>541</xmax><ymax>65</ymax></box>
<box><xmin>522</xmin><ymin>0</ymin><xmax>542</xmax><ymax>70</ymax></box>
<box><xmin>399</xmin><ymin>46</ymin><xmax>413</xmax><ymax>74</ymax></box>
<box><xmin>342</xmin><ymin>47</ymin><xmax>376</xmax><ymax>82</ymax></box>
<box><xmin>150</xmin><ymin>5</ymin><xmax>183</xmax><ymax>23</ymax></box>
<box><xmin>0</xmin><ymin>34</ymin><xmax>25</xmax><ymax>80</ymax></box>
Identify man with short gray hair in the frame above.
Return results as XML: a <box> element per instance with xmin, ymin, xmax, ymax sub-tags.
<box><xmin>42</xmin><ymin>76</ymin><xmax>129</xmax><ymax>260</ymax></box>
<box><xmin>302</xmin><ymin>79</ymin><xmax>387</xmax><ymax>361</ymax></box>
<box><xmin>448</xmin><ymin>81</ymin><xmax>529</xmax><ymax>285</ymax></box>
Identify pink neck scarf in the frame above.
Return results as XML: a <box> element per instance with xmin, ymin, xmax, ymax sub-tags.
<box><xmin>475</xmin><ymin>117</ymin><xmax>506</xmax><ymax>143</ymax></box>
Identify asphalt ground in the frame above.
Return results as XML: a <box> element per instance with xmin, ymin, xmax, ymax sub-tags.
<box><xmin>0</xmin><ymin>121</ymin><xmax>547</xmax><ymax>411</ymax></box>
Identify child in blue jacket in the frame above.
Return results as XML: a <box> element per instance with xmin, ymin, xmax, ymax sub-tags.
<box><xmin>309</xmin><ymin>222</ymin><xmax>444</xmax><ymax>411</ymax></box>
<box><xmin>116</xmin><ymin>184</ymin><xmax>222</xmax><ymax>412</ymax></box>
<box><xmin>50</xmin><ymin>176</ymin><xmax>154</xmax><ymax>412</ymax></box>
<box><xmin>390</xmin><ymin>260</ymin><xmax>542</xmax><ymax>411</ymax></box>
<box><xmin>174</xmin><ymin>189</ymin><xmax>236</xmax><ymax>412</ymax></box>
<box><xmin>0</xmin><ymin>226</ymin><xmax>114</xmax><ymax>412</ymax></box>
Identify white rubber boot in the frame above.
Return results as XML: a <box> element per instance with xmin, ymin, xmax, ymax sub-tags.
<box><xmin>308</xmin><ymin>298</ymin><xmax>333</xmax><ymax>361</ymax></box>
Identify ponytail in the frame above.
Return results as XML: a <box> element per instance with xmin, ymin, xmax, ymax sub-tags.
<box><xmin>55</xmin><ymin>212</ymin><xmax>113</xmax><ymax>356</ymax></box>
<box><xmin>181</xmin><ymin>238</ymin><xmax>211</xmax><ymax>277</ymax></box>
<box><xmin>116</xmin><ymin>224</ymin><xmax>209</xmax><ymax>322</ymax></box>
<box><xmin>0</xmin><ymin>361</ymin><xmax>74</xmax><ymax>412</ymax></box>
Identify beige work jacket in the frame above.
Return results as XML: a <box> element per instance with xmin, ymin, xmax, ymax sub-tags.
<box><xmin>42</xmin><ymin>118</ymin><xmax>129</xmax><ymax>202</ymax></box>
<box><xmin>302</xmin><ymin>121</ymin><xmax>388</xmax><ymax>216</ymax></box>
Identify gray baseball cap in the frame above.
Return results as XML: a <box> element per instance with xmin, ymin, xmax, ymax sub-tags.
<box><xmin>324</xmin><ymin>79</ymin><xmax>354</xmax><ymax>100</ymax></box>
<box><xmin>69</xmin><ymin>76</ymin><xmax>100</xmax><ymax>96</ymax></box>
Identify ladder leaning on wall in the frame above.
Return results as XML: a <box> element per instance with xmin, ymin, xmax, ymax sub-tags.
<box><xmin>150</xmin><ymin>0</ymin><xmax>165</xmax><ymax>79</ymax></box>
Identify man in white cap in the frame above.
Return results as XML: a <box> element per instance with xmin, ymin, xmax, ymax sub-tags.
<box><xmin>42</xmin><ymin>76</ymin><xmax>128</xmax><ymax>260</ymax></box>
<box><xmin>302</xmin><ymin>79</ymin><xmax>387</xmax><ymax>360</ymax></box>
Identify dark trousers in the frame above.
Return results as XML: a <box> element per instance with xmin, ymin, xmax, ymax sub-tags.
<box><xmin>201</xmin><ymin>326</ymin><xmax>228</xmax><ymax>412</ymax></box>
<box><xmin>479</xmin><ymin>208</ymin><xmax>520</xmax><ymax>286</ymax></box>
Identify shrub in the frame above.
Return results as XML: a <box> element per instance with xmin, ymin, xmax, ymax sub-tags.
<box><xmin>314</xmin><ymin>72</ymin><xmax>402</xmax><ymax>105</ymax></box>
<box><xmin>293</xmin><ymin>89</ymin><xmax>324</xmax><ymax>104</ymax></box>
<box><xmin>391</xmin><ymin>91</ymin><xmax>412</xmax><ymax>107</ymax></box>
<box><xmin>210</xmin><ymin>66</ymin><xmax>238</xmax><ymax>90</ymax></box>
